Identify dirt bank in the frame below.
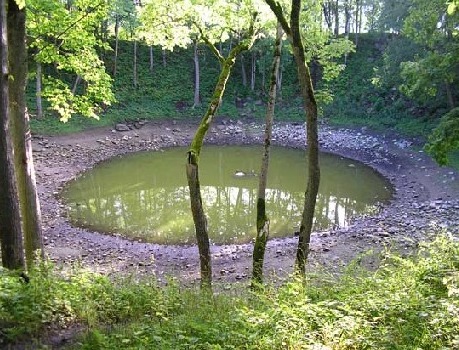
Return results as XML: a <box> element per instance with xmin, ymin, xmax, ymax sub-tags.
<box><xmin>33</xmin><ymin>119</ymin><xmax>459</xmax><ymax>285</ymax></box>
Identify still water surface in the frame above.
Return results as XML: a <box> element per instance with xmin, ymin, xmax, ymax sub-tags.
<box><xmin>62</xmin><ymin>146</ymin><xmax>392</xmax><ymax>244</ymax></box>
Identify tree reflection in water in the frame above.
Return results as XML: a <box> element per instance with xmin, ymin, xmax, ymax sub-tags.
<box><xmin>63</xmin><ymin>146</ymin><xmax>392</xmax><ymax>245</ymax></box>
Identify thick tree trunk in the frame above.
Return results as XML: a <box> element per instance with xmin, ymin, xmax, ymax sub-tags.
<box><xmin>251</xmin><ymin>23</ymin><xmax>283</xmax><ymax>287</ymax></box>
<box><xmin>36</xmin><ymin>62</ymin><xmax>43</xmax><ymax>119</ymax></box>
<box><xmin>193</xmin><ymin>40</ymin><xmax>200</xmax><ymax>108</ymax></box>
<box><xmin>265</xmin><ymin>0</ymin><xmax>320</xmax><ymax>277</ymax></box>
<box><xmin>0</xmin><ymin>0</ymin><xmax>25</xmax><ymax>270</ymax></box>
<box><xmin>8</xmin><ymin>0</ymin><xmax>44</xmax><ymax>266</ymax></box>
<box><xmin>187</xmin><ymin>28</ymin><xmax>256</xmax><ymax>290</ymax></box>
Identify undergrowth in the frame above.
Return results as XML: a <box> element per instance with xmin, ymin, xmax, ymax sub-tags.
<box><xmin>28</xmin><ymin>34</ymin><xmax>457</xmax><ymax>167</ymax></box>
<box><xmin>1</xmin><ymin>233</ymin><xmax>458</xmax><ymax>349</ymax></box>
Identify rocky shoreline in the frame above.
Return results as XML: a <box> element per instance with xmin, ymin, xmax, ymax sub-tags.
<box><xmin>33</xmin><ymin>120</ymin><xmax>459</xmax><ymax>284</ymax></box>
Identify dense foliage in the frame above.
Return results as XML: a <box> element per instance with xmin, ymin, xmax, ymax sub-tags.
<box><xmin>1</xmin><ymin>234</ymin><xmax>458</xmax><ymax>348</ymax></box>
<box><xmin>22</xmin><ymin>0</ymin><xmax>459</xmax><ymax>164</ymax></box>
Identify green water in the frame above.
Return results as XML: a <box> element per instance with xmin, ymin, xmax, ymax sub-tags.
<box><xmin>62</xmin><ymin>146</ymin><xmax>392</xmax><ymax>245</ymax></box>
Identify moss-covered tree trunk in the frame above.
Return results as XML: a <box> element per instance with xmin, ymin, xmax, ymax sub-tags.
<box><xmin>8</xmin><ymin>0</ymin><xmax>44</xmax><ymax>266</ymax></box>
<box><xmin>265</xmin><ymin>0</ymin><xmax>321</xmax><ymax>277</ymax></box>
<box><xmin>251</xmin><ymin>23</ymin><xmax>283</xmax><ymax>287</ymax></box>
<box><xmin>290</xmin><ymin>0</ymin><xmax>320</xmax><ymax>277</ymax></box>
<box><xmin>0</xmin><ymin>0</ymin><xmax>25</xmax><ymax>270</ymax></box>
<box><xmin>187</xmin><ymin>30</ymin><xmax>256</xmax><ymax>290</ymax></box>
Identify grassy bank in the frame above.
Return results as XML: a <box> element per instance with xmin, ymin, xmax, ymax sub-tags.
<box><xmin>1</xmin><ymin>234</ymin><xmax>458</xmax><ymax>349</ymax></box>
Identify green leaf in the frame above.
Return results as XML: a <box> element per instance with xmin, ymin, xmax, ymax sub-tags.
<box><xmin>14</xmin><ymin>0</ymin><xmax>25</xmax><ymax>9</ymax></box>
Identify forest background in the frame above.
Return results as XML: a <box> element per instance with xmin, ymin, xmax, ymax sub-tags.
<box><xmin>1</xmin><ymin>0</ymin><xmax>459</xmax><ymax>348</ymax></box>
<box><xmin>28</xmin><ymin>0</ymin><xmax>459</xmax><ymax>167</ymax></box>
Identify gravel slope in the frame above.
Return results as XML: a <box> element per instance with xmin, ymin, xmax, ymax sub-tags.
<box><xmin>33</xmin><ymin>120</ymin><xmax>459</xmax><ymax>285</ymax></box>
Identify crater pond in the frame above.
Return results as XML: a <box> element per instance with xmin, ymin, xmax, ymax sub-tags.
<box><xmin>62</xmin><ymin>146</ymin><xmax>392</xmax><ymax>245</ymax></box>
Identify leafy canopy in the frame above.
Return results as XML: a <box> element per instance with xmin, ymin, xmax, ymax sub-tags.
<box><xmin>139</xmin><ymin>0</ymin><xmax>273</xmax><ymax>51</ymax></box>
<box><xmin>27</xmin><ymin>0</ymin><xmax>115</xmax><ymax>122</ymax></box>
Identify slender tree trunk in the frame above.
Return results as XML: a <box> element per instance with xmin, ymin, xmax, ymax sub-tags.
<box><xmin>292</xmin><ymin>15</ymin><xmax>320</xmax><ymax>277</ymax></box>
<box><xmin>250</xmin><ymin>51</ymin><xmax>256</xmax><ymax>91</ymax></box>
<box><xmin>149</xmin><ymin>45</ymin><xmax>154</xmax><ymax>73</ymax></box>
<box><xmin>265</xmin><ymin>0</ymin><xmax>320</xmax><ymax>277</ymax></box>
<box><xmin>193</xmin><ymin>40</ymin><xmax>200</xmax><ymax>108</ymax></box>
<box><xmin>162</xmin><ymin>49</ymin><xmax>167</xmax><ymax>67</ymax></box>
<box><xmin>251</xmin><ymin>23</ymin><xmax>283</xmax><ymax>287</ymax></box>
<box><xmin>100</xmin><ymin>20</ymin><xmax>109</xmax><ymax>44</ymax></box>
<box><xmin>323</xmin><ymin>2</ymin><xmax>332</xmax><ymax>31</ymax></box>
<box><xmin>355</xmin><ymin>0</ymin><xmax>360</xmax><ymax>46</ymax></box>
<box><xmin>133</xmin><ymin>40</ymin><xmax>138</xmax><ymax>88</ymax></box>
<box><xmin>334</xmin><ymin>0</ymin><xmax>339</xmax><ymax>36</ymax></box>
<box><xmin>71</xmin><ymin>75</ymin><xmax>81</xmax><ymax>94</ymax></box>
<box><xmin>445</xmin><ymin>81</ymin><xmax>456</xmax><ymax>109</ymax></box>
<box><xmin>187</xmin><ymin>27</ymin><xmax>256</xmax><ymax>290</ymax></box>
<box><xmin>8</xmin><ymin>0</ymin><xmax>44</xmax><ymax>266</ymax></box>
<box><xmin>344</xmin><ymin>0</ymin><xmax>351</xmax><ymax>35</ymax></box>
<box><xmin>0</xmin><ymin>0</ymin><xmax>25</xmax><ymax>270</ymax></box>
<box><xmin>36</xmin><ymin>62</ymin><xmax>43</xmax><ymax>119</ymax></box>
<box><xmin>344</xmin><ymin>0</ymin><xmax>350</xmax><ymax>64</ymax></box>
<box><xmin>277</xmin><ymin>60</ymin><xmax>283</xmax><ymax>99</ymax></box>
<box><xmin>260</xmin><ymin>54</ymin><xmax>266</xmax><ymax>93</ymax></box>
<box><xmin>241</xmin><ymin>53</ymin><xmax>248</xmax><ymax>87</ymax></box>
<box><xmin>113</xmin><ymin>16</ymin><xmax>119</xmax><ymax>77</ymax></box>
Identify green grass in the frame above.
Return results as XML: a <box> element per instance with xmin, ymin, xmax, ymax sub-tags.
<box><xmin>2</xmin><ymin>234</ymin><xmax>459</xmax><ymax>349</ymax></box>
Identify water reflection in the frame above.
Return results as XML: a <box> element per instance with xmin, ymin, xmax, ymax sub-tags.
<box><xmin>63</xmin><ymin>146</ymin><xmax>392</xmax><ymax>244</ymax></box>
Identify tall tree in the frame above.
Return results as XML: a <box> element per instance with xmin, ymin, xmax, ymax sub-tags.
<box><xmin>109</xmin><ymin>0</ymin><xmax>137</xmax><ymax>77</ymax></box>
<box><xmin>334</xmin><ymin>0</ymin><xmax>339</xmax><ymax>35</ymax></box>
<box><xmin>265</xmin><ymin>0</ymin><xmax>320</xmax><ymax>276</ymax></box>
<box><xmin>141</xmin><ymin>0</ymin><xmax>260</xmax><ymax>289</ymax></box>
<box><xmin>0</xmin><ymin>0</ymin><xmax>25</xmax><ymax>270</ymax></box>
<box><xmin>377</xmin><ymin>0</ymin><xmax>411</xmax><ymax>33</ymax></box>
<box><xmin>8</xmin><ymin>0</ymin><xmax>44</xmax><ymax>265</ymax></box>
<box><xmin>251</xmin><ymin>22</ymin><xmax>282</xmax><ymax>286</ymax></box>
<box><xmin>186</xmin><ymin>15</ymin><xmax>258</xmax><ymax>290</ymax></box>
<box><xmin>400</xmin><ymin>0</ymin><xmax>459</xmax><ymax>110</ymax></box>
<box><xmin>28</xmin><ymin>0</ymin><xmax>115</xmax><ymax>121</ymax></box>
<box><xmin>422</xmin><ymin>1</ymin><xmax>459</xmax><ymax>164</ymax></box>
<box><xmin>322</xmin><ymin>1</ymin><xmax>334</xmax><ymax>32</ymax></box>
<box><xmin>364</xmin><ymin>0</ymin><xmax>381</xmax><ymax>32</ymax></box>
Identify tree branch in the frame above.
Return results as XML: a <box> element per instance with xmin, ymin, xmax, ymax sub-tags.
<box><xmin>264</xmin><ymin>0</ymin><xmax>292</xmax><ymax>37</ymax></box>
